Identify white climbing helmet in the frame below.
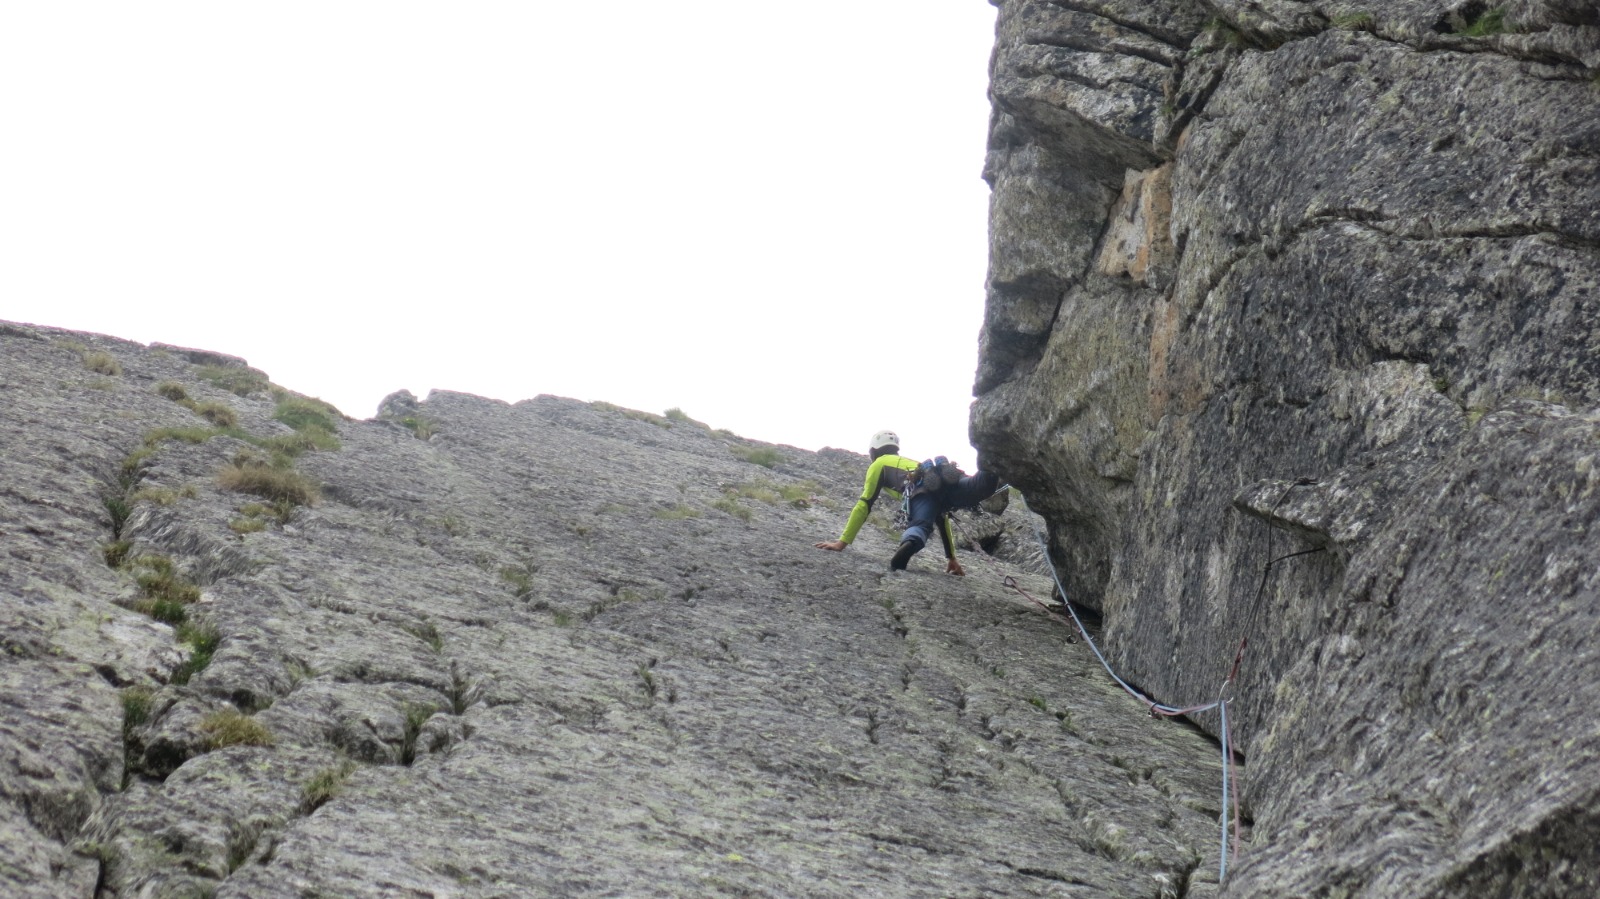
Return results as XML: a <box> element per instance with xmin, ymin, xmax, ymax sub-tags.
<box><xmin>870</xmin><ymin>429</ymin><xmax>900</xmax><ymax>452</ymax></box>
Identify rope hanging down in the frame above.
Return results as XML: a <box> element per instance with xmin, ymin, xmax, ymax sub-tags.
<box><xmin>1014</xmin><ymin>526</ymin><xmax>1245</xmax><ymax>881</ymax></box>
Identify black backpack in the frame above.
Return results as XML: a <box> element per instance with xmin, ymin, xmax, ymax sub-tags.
<box><xmin>907</xmin><ymin>456</ymin><xmax>965</xmax><ymax>495</ymax></box>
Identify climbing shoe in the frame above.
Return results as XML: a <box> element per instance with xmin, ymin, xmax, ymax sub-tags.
<box><xmin>889</xmin><ymin>539</ymin><xmax>921</xmax><ymax>571</ymax></box>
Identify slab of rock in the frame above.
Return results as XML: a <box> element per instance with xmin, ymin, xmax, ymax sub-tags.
<box><xmin>1</xmin><ymin>322</ymin><xmax>1231</xmax><ymax>897</ymax></box>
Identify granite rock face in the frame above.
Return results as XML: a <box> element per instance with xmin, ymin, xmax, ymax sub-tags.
<box><xmin>1</xmin><ymin>322</ymin><xmax>1234</xmax><ymax>897</ymax></box>
<box><xmin>973</xmin><ymin>2</ymin><xmax>1600</xmax><ymax>896</ymax></box>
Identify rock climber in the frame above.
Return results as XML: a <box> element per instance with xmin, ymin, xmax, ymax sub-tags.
<box><xmin>814</xmin><ymin>430</ymin><xmax>1001</xmax><ymax>574</ymax></box>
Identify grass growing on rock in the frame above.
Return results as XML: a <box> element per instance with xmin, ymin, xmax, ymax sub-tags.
<box><xmin>171</xmin><ymin>620</ymin><xmax>221</xmax><ymax>685</ymax></box>
<box><xmin>120</xmin><ymin>686</ymin><xmax>156</xmax><ymax>786</ymax></box>
<box><xmin>594</xmin><ymin>401</ymin><xmax>671</xmax><ymax>428</ymax></box>
<box><xmin>300</xmin><ymin>760</ymin><xmax>357</xmax><ymax>813</ymax></box>
<box><xmin>190</xmin><ymin>400</ymin><xmax>238</xmax><ymax>428</ymax></box>
<box><xmin>726</xmin><ymin>480</ymin><xmax>816</xmax><ymax>506</ymax></box>
<box><xmin>230</xmin><ymin>502</ymin><xmax>274</xmax><ymax>535</ymax></box>
<box><xmin>143</xmin><ymin>426</ymin><xmax>218</xmax><ymax>447</ymax></box>
<box><xmin>400</xmin><ymin>704</ymin><xmax>436</xmax><ymax>765</ymax></box>
<box><xmin>259</xmin><ymin>427</ymin><xmax>340</xmax><ymax>456</ymax></box>
<box><xmin>500</xmin><ymin>564</ymin><xmax>538</xmax><ymax>601</ymax></box>
<box><xmin>274</xmin><ymin>395</ymin><xmax>341</xmax><ymax>434</ymax></box>
<box><xmin>199</xmin><ymin>709</ymin><xmax>274</xmax><ymax>749</ymax></box>
<box><xmin>664</xmin><ymin>407</ymin><xmax>710</xmax><ymax>429</ymax></box>
<box><xmin>197</xmin><ymin>364</ymin><xmax>269</xmax><ymax>397</ymax></box>
<box><xmin>128</xmin><ymin>555</ymin><xmax>201</xmax><ymax>623</ymax></box>
<box><xmin>399</xmin><ymin>416</ymin><xmax>437</xmax><ymax>439</ymax></box>
<box><xmin>130</xmin><ymin>485</ymin><xmax>199</xmax><ymax>507</ymax></box>
<box><xmin>103</xmin><ymin>539</ymin><xmax>132</xmax><ymax>568</ymax></box>
<box><xmin>122</xmin><ymin>686</ymin><xmax>155</xmax><ymax>731</ymax></box>
<box><xmin>712</xmin><ymin>497</ymin><xmax>752</xmax><ymax>521</ymax></box>
<box><xmin>218</xmin><ymin>457</ymin><xmax>320</xmax><ymax>507</ymax></box>
<box><xmin>731</xmin><ymin>446</ymin><xmax>783</xmax><ymax>469</ymax></box>
<box><xmin>104</xmin><ymin>494</ymin><xmax>132</xmax><ymax>536</ymax></box>
<box><xmin>1461</xmin><ymin>6</ymin><xmax>1507</xmax><ymax>36</ymax></box>
<box><xmin>83</xmin><ymin>351</ymin><xmax>122</xmax><ymax>376</ymax></box>
<box><xmin>653</xmin><ymin>504</ymin><xmax>701</xmax><ymax>520</ymax></box>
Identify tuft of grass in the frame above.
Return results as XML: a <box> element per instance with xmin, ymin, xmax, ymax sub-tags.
<box><xmin>664</xmin><ymin>408</ymin><xmax>710</xmax><ymax>429</ymax></box>
<box><xmin>199</xmin><ymin>709</ymin><xmax>273</xmax><ymax>750</ymax></box>
<box><xmin>731</xmin><ymin>482</ymin><xmax>782</xmax><ymax>504</ymax></box>
<box><xmin>594</xmin><ymin>401</ymin><xmax>671</xmax><ymax>428</ymax></box>
<box><xmin>652</xmin><ymin>504</ymin><xmax>701</xmax><ymax>520</ymax></box>
<box><xmin>132</xmin><ymin>597</ymin><xmax>189</xmax><ymax>625</ymax></box>
<box><xmin>119</xmin><ymin>685</ymin><xmax>157</xmax><ymax>787</ymax></box>
<box><xmin>500</xmin><ymin>563</ymin><xmax>538</xmax><ymax>600</ymax></box>
<box><xmin>155</xmin><ymin>381</ymin><xmax>189</xmax><ymax>401</ymax></box>
<box><xmin>122</xmin><ymin>685</ymin><xmax>156</xmax><ymax>731</ymax></box>
<box><xmin>405</xmin><ymin>619</ymin><xmax>444</xmax><ymax>653</ymax></box>
<box><xmin>83</xmin><ymin>351</ymin><xmax>122</xmax><ymax>376</ymax></box>
<box><xmin>1461</xmin><ymin>7</ymin><xmax>1507</xmax><ymax>37</ymax></box>
<box><xmin>258</xmin><ymin>427</ymin><xmax>340</xmax><ymax>456</ymax></box>
<box><xmin>231</xmin><ymin>503</ymin><xmax>271</xmax><ymax>531</ymax></box>
<box><xmin>300</xmin><ymin>760</ymin><xmax>356</xmax><ymax>813</ymax></box>
<box><xmin>712</xmin><ymin>497</ymin><xmax>752</xmax><ymax>522</ymax></box>
<box><xmin>274</xmin><ymin>396</ymin><xmax>341</xmax><ymax>434</ymax></box>
<box><xmin>190</xmin><ymin>400</ymin><xmax>238</xmax><ymax>428</ymax></box>
<box><xmin>400</xmin><ymin>704</ymin><xmax>434</xmax><ymax>765</ymax></box>
<box><xmin>399</xmin><ymin>416</ymin><xmax>436</xmax><ymax>440</ymax></box>
<box><xmin>144</xmin><ymin>426</ymin><xmax>218</xmax><ymax>447</ymax></box>
<box><xmin>777</xmin><ymin>481</ymin><xmax>818</xmax><ymax>506</ymax></box>
<box><xmin>196</xmin><ymin>365</ymin><xmax>268</xmax><ymax>397</ymax></box>
<box><xmin>731</xmin><ymin>446</ymin><xmax>783</xmax><ymax>469</ymax></box>
<box><xmin>170</xmin><ymin>620</ymin><xmax>221</xmax><ymax>685</ymax></box>
<box><xmin>104</xmin><ymin>494</ymin><xmax>132</xmax><ymax>536</ymax></box>
<box><xmin>218</xmin><ymin>460</ymin><xmax>320</xmax><ymax>506</ymax></box>
<box><xmin>103</xmin><ymin>539</ymin><xmax>133</xmax><ymax>569</ymax></box>
<box><xmin>130</xmin><ymin>485</ymin><xmax>198</xmax><ymax>507</ymax></box>
<box><xmin>117</xmin><ymin>451</ymin><xmax>153</xmax><ymax>495</ymax></box>
<box><xmin>132</xmin><ymin>555</ymin><xmax>201</xmax><ymax>606</ymax></box>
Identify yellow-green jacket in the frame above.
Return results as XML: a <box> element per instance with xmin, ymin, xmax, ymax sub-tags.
<box><xmin>837</xmin><ymin>454</ymin><xmax>956</xmax><ymax>558</ymax></box>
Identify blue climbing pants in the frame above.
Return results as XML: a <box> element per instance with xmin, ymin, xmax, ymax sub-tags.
<box><xmin>900</xmin><ymin>470</ymin><xmax>1002</xmax><ymax>551</ymax></box>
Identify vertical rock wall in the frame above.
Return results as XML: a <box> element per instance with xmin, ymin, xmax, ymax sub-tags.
<box><xmin>974</xmin><ymin>1</ymin><xmax>1600</xmax><ymax>895</ymax></box>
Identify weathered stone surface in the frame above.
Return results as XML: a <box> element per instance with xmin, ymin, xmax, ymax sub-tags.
<box><xmin>975</xmin><ymin>1</ymin><xmax>1600</xmax><ymax>895</ymax></box>
<box><xmin>2</xmin><ymin>322</ymin><xmax>1232</xmax><ymax>896</ymax></box>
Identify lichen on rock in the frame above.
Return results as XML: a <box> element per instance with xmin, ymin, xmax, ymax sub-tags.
<box><xmin>973</xmin><ymin>1</ymin><xmax>1600</xmax><ymax>894</ymax></box>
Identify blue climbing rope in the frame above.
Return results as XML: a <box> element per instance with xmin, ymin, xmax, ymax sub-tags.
<box><xmin>1220</xmin><ymin>698</ymin><xmax>1232</xmax><ymax>879</ymax></box>
<box><xmin>1023</xmin><ymin>526</ymin><xmax>1241</xmax><ymax>882</ymax></box>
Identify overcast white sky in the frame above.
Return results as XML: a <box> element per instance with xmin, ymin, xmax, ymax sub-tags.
<box><xmin>3</xmin><ymin>2</ymin><xmax>999</xmax><ymax>467</ymax></box>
